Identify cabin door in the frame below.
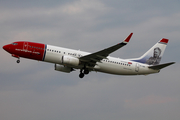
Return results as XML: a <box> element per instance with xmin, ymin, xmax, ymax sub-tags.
<box><xmin>135</xmin><ymin>63</ymin><xmax>139</xmax><ymax>72</ymax></box>
<box><xmin>23</xmin><ymin>42</ymin><xmax>28</xmax><ymax>50</ymax></box>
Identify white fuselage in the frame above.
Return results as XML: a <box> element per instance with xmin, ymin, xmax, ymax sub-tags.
<box><xmin>44</xmin><ymin>45</ymin><xmax>159</xmax><ymax>75</ymax></box>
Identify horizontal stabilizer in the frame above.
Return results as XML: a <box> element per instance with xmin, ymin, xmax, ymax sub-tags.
<box><xmin>148</xmin><ymin>62</ymin><xmax>175</xmax><ymax>70</ymax></box>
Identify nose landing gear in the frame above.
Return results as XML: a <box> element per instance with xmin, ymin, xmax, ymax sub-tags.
<box><xmin>17</xmin><ymin>59</ymin><xmax>20</xmax><ymax>63</ymax></box>
<box><xmin>12</xmin><ymin>54</ymin><xmax>20</xmax><ymax>63</ymax></box>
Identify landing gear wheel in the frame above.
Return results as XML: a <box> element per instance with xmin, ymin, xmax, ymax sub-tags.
<box><xmin>17</xmin><ymin>59</ymin><xmax>20</xmax><ymax>63</ymax></box>
<box><xmin>79</xmin><ymin>73</ymin><xmax>84</xmax><ymax>78</ymax></box>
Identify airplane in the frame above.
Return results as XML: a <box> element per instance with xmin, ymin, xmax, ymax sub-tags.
<box><xmin>3</xmin><ymin>33</ymin><xmax>175</xmax><ymax>78</ymax></box>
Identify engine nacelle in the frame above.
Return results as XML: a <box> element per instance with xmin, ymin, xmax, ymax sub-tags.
<box><xmin>54</xmin><ymin>64</ymin><xmax>72</xmax><ymax>73</ymax></box>
<box><xmin>62</xmin><ymin>55</ymin><xmax>80</xmax><ymax>66</ymax></box>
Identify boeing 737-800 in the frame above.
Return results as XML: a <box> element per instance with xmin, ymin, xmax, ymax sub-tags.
<box><xmin>3</xmin><ymin>33</ymin><xmax>175</xmax><ymax>78</ymax></box>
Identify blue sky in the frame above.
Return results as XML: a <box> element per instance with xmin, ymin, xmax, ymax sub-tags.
<box><xmin>0</xmin><ymin>0</ymin><xmax>180</xmax><ymax>120</ymax></box>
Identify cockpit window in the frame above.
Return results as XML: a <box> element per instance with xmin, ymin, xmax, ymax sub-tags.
<box><xmin>12</xmin><ymin>43</ymin><xmax>18</xmax><ymax>45</ymax></box>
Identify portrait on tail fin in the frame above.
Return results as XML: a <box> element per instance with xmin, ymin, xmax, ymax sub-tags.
<box><xmin>146</xmin><ymin>47</ymin><xmax>161</xmax><ymax>65</ymax></box>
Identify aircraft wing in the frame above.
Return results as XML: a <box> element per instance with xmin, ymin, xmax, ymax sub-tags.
<box><xmin>79</xmin><ymin>33</ymin><xmax>133</xmax><ymax>64</ymax></box>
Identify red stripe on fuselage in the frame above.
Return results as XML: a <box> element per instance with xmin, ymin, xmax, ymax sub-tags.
<box><xmin>9</xmin><ymin>41</ymin><xmax>46</xmax><ymax>61</ymax></box>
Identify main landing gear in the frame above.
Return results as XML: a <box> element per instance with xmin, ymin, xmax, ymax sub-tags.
<box><xmin>79</xmin><ymin>68</ymin><xmax>89</xmax><ymax>78</ymax></box>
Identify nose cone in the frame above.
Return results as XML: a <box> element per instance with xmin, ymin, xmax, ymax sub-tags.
<box><xmin>3</xmin><ymin>44</ymin><xmax>10</xmax><ymax>52</ymax></box>
<box><xmin>3</xmin><ymin>45</ymin><xmax>7</xmax><ymax>50</ymax></box>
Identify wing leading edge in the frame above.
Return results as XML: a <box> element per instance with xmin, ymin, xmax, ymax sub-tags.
<box><xmin>79</xmin><ymin>33</ymin><xmax>133</xmax><ymax>64</ymax></box>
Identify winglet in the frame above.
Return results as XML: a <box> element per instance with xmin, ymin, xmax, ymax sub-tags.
<box><xmin>159</xmin><ymin>38</ymin><xmax>169</xmax><ymax>44</ymax></box>
<box><xmin>124</xmin><ymin>33</ymin><xmax>133</xmax><ymax>43</ymax></box>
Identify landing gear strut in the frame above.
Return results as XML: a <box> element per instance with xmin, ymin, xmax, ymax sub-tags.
<box><xmin>79</xmin><ymin>69</ymin><xmax>84</xmax><ymax>78</ymax></box>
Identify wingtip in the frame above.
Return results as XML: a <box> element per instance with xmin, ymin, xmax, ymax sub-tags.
<box><xmin>160</xmin><ymin>38</ymin><xmax>169</xmax><ymax>44</ymax></box>
<box><xmin>124</xmin><ymin>33</ymin><xmax>133</xmax><ymax>42</ymax></box>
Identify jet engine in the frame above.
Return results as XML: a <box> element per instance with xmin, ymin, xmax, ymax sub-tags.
<box><xmin>62</xmin><ymin>55</ymin><xmax>80</xmax><ymax>66</ymax></box>
<box><xmin>54</xmin><ymin>64</ymin><xmax>73</xmax><ymax>73</ymax></box>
